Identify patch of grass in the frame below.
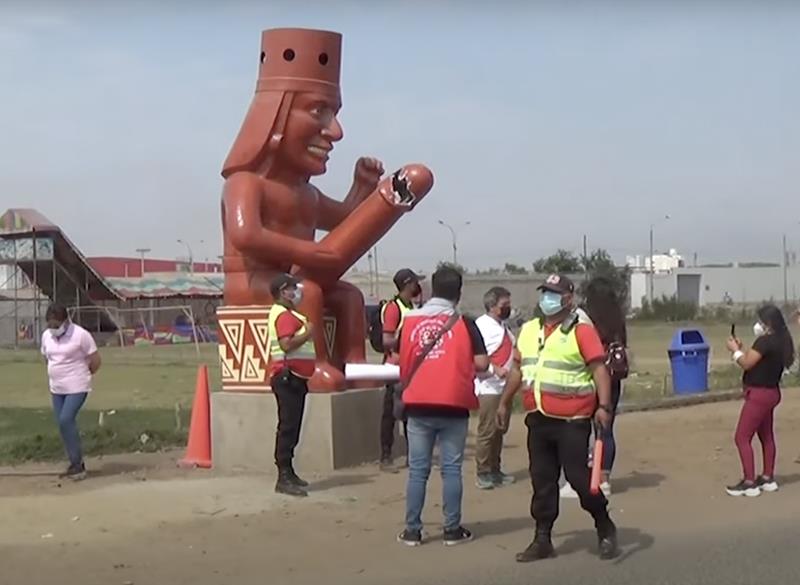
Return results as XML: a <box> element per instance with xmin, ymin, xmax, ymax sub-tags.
<box><xmin>0</xmin><ymin>407</ymin><xmax>187</xmax><ymax>464</ymax></box>
<box><xmin>1</xmin><ymin>320</ymin><xmax>793</xmax><ymax>463</ymax></box>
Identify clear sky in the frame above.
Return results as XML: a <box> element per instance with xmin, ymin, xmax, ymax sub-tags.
<box><xmin>1</xmin><ymin>1</ymin><xmax>798</xmax><ymax>273</ymax></box>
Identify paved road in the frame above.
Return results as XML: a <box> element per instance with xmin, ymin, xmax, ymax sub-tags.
<box><xmin>455</xmin><ymin>520</ymin><xmax>797</xmax><ymax>585</ymax></box>
<box><xmin>3</xmin><ymin>394</ymin><xmax>800</xmax><ymax>585</ymax></box>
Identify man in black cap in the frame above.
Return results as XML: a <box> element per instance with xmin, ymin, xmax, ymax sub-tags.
<box><xmin>379</xmin><ymin>268</ymin><xmax>424</xmax><ymax>471</ymax></box>
<box><xmin>496</xmin><ymin>273</ymin><xmax>618</xmax><ymax>561</ymax></box>
<box><xmin>267</xmin><ymin>274</ymin><xmax>315</xmax><ymax>496</ymax></box>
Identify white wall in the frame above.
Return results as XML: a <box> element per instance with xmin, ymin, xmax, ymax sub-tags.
<box><xmin>642</xmin><ymin>265</ymin><xmax>800</xmax><ymax>306</ymax></box>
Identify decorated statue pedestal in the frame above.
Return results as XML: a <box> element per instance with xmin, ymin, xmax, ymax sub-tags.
<box><xmin>211</xmin><ymin>27</ymin><xmax>429</xmax><ymax>473</ymax></box>
<box><xmin>217</xmin><ymin>305</ymin><xmax>337</xmax><ymax>392</ymax></box>
<box><xmin>213</xmin><ymin>305</ymin><xmax>399</xmax><ymax>472</ymax></box>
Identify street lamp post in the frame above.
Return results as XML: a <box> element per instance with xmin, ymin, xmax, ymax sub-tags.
<box><xmin>438</xmin><ymin>220</ymin><xmax>471</xmax><ymax>266</ymax></box>
<box><xmin>177</xmin><ymin>239</ymin><xmax>194</xmax><ymax>274</ymax></box>
<box><xmin>135</xmin><ymin>248</ymin><xmax>151</xmax><ymax>277</ymax></box>
<box><xmin>648</xmin><ymin>214</ymin><xmax>670</xmax><ymax>306</ymax></box>
<box><xmin>199</xmin><ymin>239</ymin><xmax>207</xmax><ymax>272</ymax></box>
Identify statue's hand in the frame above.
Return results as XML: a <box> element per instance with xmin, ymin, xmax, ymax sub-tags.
<box><xmin>351</xmin><ymin>157</ymin><xmax>385</xmax><ymax>201</ymax></box>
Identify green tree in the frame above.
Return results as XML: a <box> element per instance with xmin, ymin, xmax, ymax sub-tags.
<box><xmin>474</xmin><ymin>267</ymin><xmax>502</xmax><ymax>276</ymax></box>
<box><xmin>533</xmin><ymin>249</ymin><xmax>582</xmax><ymax>274</ymax></box>
<box><xmin>436</xmin><ymin>260</ymin><xmax>467</xmax><ymax>274</ymax></box>
<box><xmin>579</xmin><ymin>248</ymin><xmax>631</xmax><ymax>310</ymax></box>
<box><xmin>503</xmin><ymin>262</ymin><xmax>528</xmax><ymax>275</ymax></box>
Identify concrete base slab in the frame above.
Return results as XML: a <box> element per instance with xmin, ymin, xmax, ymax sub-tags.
<box><xmin>211</xmin><ymin>388</ymin><xmax>404</xmax><ymax>474</ymax></box>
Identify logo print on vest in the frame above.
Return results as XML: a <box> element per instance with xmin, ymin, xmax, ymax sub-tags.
<box><xmin>412</xmin><ymin>317</ymin><xmax>453</xmax><ymax>360</ymax></box>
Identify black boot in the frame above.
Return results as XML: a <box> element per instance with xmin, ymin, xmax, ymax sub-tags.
<box><xmin>275</xmin><ymin>469</ymin><xmax>308</xmax><ymax>497</ymax></box>
<box><xmin>596</xmin><ymin>518</ymin><xmax>619</xmax><ymax>560</ymax></box>
<box><xmin>515</xmin><ymin>530</ymin><xmax>556</xmax><ymax>563</ymax></box>
<box><xmin>286</xmin><ymin>466</ymin><xmax>309</xmax><ymax>488</ymax></box>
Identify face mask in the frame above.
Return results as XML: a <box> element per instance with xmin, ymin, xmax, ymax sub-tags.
<box><xmin>753</xmin><ymin>322</ymin><xmax>766</xmax><ymax>337</ymax></box>
<box><xmin>51</xmin><ymin>323</ymin><xmax>67</xmax><ymax>338</ymax></box>
<box><xmin>498</xmin><ymin>306</ymin><xmax>512</xmax><ymax>321</ymax></box>
<box><xmin>539</xmin><ymin>291</ymin><xmax>564</xmax><ymax>316</ymax></box>
<box><xmin>291</xmin><ymin>287</ymin><xmax>303</xmax><ymax>305</ymax></box>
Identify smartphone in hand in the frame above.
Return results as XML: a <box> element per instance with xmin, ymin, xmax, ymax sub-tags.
<box><xmin>730</xmin><ymin>324</ymin><xmax>736</xmax><ymax>338</ymax></box>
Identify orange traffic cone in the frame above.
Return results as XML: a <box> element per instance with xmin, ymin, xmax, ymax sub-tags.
<box><xmin>179</xmin><ymin>364</ymin><xmax>212</xmax><ymax>469</ymax></box>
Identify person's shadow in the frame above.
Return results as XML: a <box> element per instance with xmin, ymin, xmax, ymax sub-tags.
<box><xmin>612</xmin><ymin>471</ymin><xmax>666</xmax><ymax>494</ymax></box>
<box><xmin>557</xmin><ymin>526</ymin><xmax>655</xmax><ymax>564</ymax></box>
<box><xmin>308</xmin><ymin>473</ymin><xmax>376</xmax><ymax>491</ymax></box>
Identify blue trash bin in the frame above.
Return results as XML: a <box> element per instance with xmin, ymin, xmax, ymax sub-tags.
<box><xmin>667</xmin><ymin>329</ymin><xmax>710</xmax><ymax>395</ymax></box>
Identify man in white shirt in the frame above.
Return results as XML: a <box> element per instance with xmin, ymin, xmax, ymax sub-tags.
<box><xmin>474</xmin><ymin>286</ymin><xmax>516</xmax><ymax>489</ymax></box>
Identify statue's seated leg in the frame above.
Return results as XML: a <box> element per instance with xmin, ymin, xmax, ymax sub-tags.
<box><xmin>326</xmin><ymin>280</ymin><xmax>367</xmax><ymax>365</ymax></box>
<box><xmin>297</xmin><ymin>279</ymin><xmax>347</xmax><ymax>392</ymax></box>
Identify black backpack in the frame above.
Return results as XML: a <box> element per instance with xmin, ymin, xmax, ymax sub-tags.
<box><xmin>368</xmin><ymin>299</ymin><xmax>390</xmax><ymax>353</ymax></box>
<box><xmin>606</xmin><ymin>340</ymin><xmax>629</xmax><ymax>380</ymax></box>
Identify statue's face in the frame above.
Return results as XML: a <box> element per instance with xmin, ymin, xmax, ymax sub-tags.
<box><xmin>276</xmin><ymin>92</ymin><xmax>343</xmax><ymax>177</ymax></box>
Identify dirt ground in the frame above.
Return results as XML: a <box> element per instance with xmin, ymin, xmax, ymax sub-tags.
<box><xmin>3</xmin><ymin>392</ymin><xmax>800</xmax><ymax>585</ymax></box>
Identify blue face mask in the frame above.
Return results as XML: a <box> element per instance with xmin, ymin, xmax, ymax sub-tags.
<box><xmin>539</xmin><ymin>291</ymin><xmax>564</xmax><ymax>316</ymax></box>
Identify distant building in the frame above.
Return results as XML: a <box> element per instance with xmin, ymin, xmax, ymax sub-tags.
<box><xmin>626</xmin><ymin>248</ymin><xmax>685</xmax><ymax>273</ymax></box>
<box><xmin>88</xmin><ymin>257</ymin><xmax>222</xmax><ymax>278</ymax></box>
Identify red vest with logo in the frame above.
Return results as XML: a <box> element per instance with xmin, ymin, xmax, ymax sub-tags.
<box><xmin>399</xmin><ymin>312</ymin><xmax>479</xmax><ymax>411</ymax></box>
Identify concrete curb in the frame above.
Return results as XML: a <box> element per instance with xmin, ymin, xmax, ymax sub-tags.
<box><xmin>620</xmin><ymin>389</ymin><xmax>742</xmax><ymax>415</ymax></box>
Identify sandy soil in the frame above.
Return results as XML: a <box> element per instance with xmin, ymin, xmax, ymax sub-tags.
<box><xmin>3</xmin><ymin>392</ymin><xmax>800</xmax><ymax>585</ymax></box>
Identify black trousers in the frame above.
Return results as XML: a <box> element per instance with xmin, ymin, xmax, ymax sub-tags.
<box><xmin>380</xmin><ymin>383</ymin><xmax>408</xmax><ymax>458</ymax></box>
<box><xmin>526</xmin><ymin>412</ymin><xmax>611</xmax><ymax>533</ymax></box>
<box><xmin>272</xmin><ymin>370</ymin><xmax>308</xmax><ymax>471</ymax></box>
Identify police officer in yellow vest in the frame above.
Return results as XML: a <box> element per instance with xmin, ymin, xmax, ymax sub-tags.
<box><xmin>497</xmin><ymin>274</ymin><xmax>618</xmax><ymax>561</ymax></box>
<box><xmin>267</xmin><ymin>274</ymin><xmax>316</xmax><ymax>497</ymax></box>
<box><xmin>379</xmin><ymin>268</ymin><xmax>423</xmax><ymax>470</ymax></box>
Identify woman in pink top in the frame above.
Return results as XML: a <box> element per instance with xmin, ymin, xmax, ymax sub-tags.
<box><xmin>40</xmin><ymin>304</ymin><xmax>102</xmax><ymax>480</ymax></box>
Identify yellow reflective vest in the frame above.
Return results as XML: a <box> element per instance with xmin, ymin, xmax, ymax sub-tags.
<box><xmin>267</xmin><ymin>304</ymin><xmax>315</xmax><ymax>375</ymax></box>
<box><xmin>516</xmin><ymin>314</ymin><xmax>597</xmax><ymax>420</ymax></box>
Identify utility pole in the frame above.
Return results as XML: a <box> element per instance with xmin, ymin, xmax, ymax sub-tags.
<box><xmin>367</xmin><ymin>250</ymin><xmax>375</xmax><ymax>298</ymax></box>
<box><xmin>373</xmin><ymin>246</ymin><xmax>379</xmax><ymax>296</ymax></box>
<box><xmin>135</xmin><ymin>248</ymin><xmax>151</xmax><ymax>277</ymax></box>
<box><xmin>648</xmin><ymin>214</ymin><xmax>670</xmax><ymax>306</ymax></box>
<box><xmin>648</xmin><ymin>224</ymin><xmax>654</xmax><ymax>306</ymax></box>
<box><xmin>582</xmin><ymin>234</ymin><xmax>588</xmax><ymax>277</ymax></box>
<box><xmin>783</xmin><ymin>233</ymin><xmax>788</xmax><ymax>308</ymax></box>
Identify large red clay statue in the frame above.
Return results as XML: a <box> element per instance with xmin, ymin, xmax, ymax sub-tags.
<box><xmin>218</xmin><ymin>28</ymin><xmax>433</xmax><ymax>392</ymax></box>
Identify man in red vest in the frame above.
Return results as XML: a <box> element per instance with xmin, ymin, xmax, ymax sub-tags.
<box><xmin>396</xmin><ymin>266</ymin><xmax>489</xmax><ymax>547</ymax></box>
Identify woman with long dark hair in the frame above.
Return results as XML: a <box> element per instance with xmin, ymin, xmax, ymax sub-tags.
<box><xmin>725</xmin><ymin>304</ymin><xmax>794</xmax><ymax>497</ymax></box>
<box><xmin>581</xmin><ymin>276</ymin><xmax>628</xmax><ymax>496</ymax></box>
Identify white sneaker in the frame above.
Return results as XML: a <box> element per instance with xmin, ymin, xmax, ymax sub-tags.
<box><xmin>560</xmin><ymin>482</ymin><xmax>579</xmax><ymax>499</ymax></box>
<box><xmin>757</xmin><ymin>476</ymin><xmax>779</xmax><ymax>493</ymax></box>
<box><xmin>600</xmin><ymin>481</ymin><xmax>612</xmax><ymax>497</ymax></box>
<box><xmin>726</xmin><ymin>480</ymin><xmax>761</xmax><ymax>497</ymax></box>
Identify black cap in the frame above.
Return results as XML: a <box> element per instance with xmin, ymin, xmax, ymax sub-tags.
<box><xmin>537</xmin><ymin>274</ymin><xmax>575</xmax><ymax>294</ymax></box>
<box><xmin>269</xmin><ymin>273</ymin><xmax>300</xmax><ymax>298</ymax></box>
<box><xmin>393</xmin><ymin>268</ymin><xmax>424</xmax><ymax>290</ymax></box>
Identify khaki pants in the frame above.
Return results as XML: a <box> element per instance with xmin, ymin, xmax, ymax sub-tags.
<box><xmin>475</xmin><ymin>394</ymin><xmax>509</xmax><ymax>475</ymax></box>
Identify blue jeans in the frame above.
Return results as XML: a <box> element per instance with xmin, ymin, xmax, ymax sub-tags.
<box><xmin>405</xmin><ymin>416</ymin><xmax>469</xmax><ymax>533</ymax></box>
<box><xmin>51</xmin><ymin>393</ymin><xmax>88</xmax><ymax>467</ymax></box>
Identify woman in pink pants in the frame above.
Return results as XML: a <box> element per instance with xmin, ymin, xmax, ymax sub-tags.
<box><xmin>725</xmin><ymin>305</ymin><xmax>794</xmax><ymax>497</ymax></box>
